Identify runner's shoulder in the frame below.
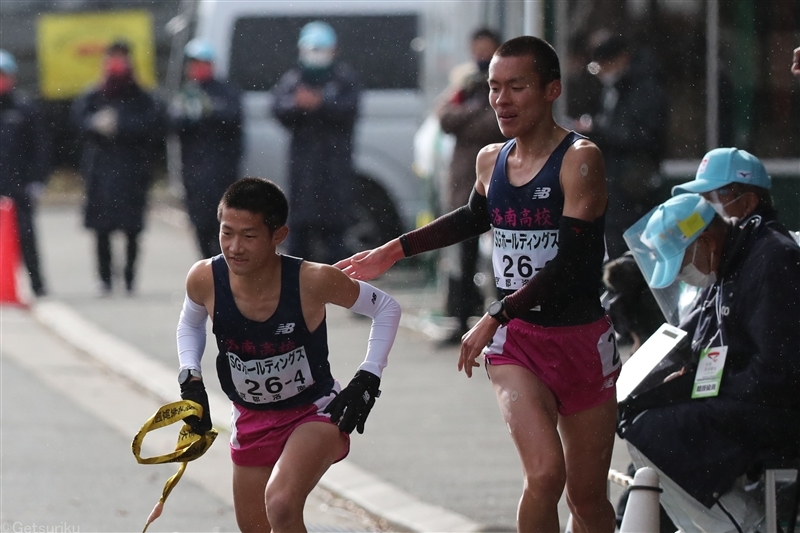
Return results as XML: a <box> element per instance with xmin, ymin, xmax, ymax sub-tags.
<box><xmin>300</xmin><ymin>260</ymin><xmax>357</xmax><ymax>300</ymax></box>
<box><xmin>186</xmin><ymin>259</ymin><xmax>214</xmax><ymax>304</ymax></box>
<box><xmin>476</xmin><ymin>142</ymin><xmax>507</xmax><ymax>189</ymax></box>
<box><xmin>565</xmin><ymin>138</ymin><xmax>603</xmax><ymax>164</ymax></box>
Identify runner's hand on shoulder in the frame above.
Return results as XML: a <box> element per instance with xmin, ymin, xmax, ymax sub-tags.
<box><xmin>325</xmin><ymin>370</ymin><xmax>381</xmax><ymax>434</ymax></box>
<box><xmin>180</xmin><ymin>380</ymin><xmax>212</xmax><ymax>435</ymax></box>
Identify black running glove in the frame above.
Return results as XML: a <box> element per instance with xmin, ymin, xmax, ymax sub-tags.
<box><xmin>324</xmin><ymin>370</ymin><xmax>381</xmax><ymax>434</ymax></box>
<box><xmin>180</xmin><ymin>379</ymin><xmax>212</xmax><ymax>435</ymax></box>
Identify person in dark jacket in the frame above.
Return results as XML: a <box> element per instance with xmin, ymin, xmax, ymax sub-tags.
<box><xmin>169</xmin><ymin>39</ymin><xmax>243</xmax><ymax>258</ymax></box>
<box><xmin>71</xmin><ymin>41</ymin><xmax>163</xmax><ymax>294</ymax></box>
<box><xmin>271</xmin><ymin>21</ymin><xmax>360</xmax><ymax>264</ymax></box>
<box><xmin>619</xmin><ymin>192</ymin><xmax>800</xmax><ymax>532</ymax></box>
<box><xmin>575</xmin><ymin>31</ymin><xmax>669</xmax><ymax>259</ymax></box>
<box><xmin>0</xmin><ymin>49</ymin><xmax>50</xmax><ymax>297</ymax></box>
<box><xmin>435</xmin><ymin>28</ymin><xmax>507</xmax><ymax>345</ymax></box>
<box><xmin>606</xmin><ymin>148</ymin><xmax>790</xmax><ymax>354</ymax></box>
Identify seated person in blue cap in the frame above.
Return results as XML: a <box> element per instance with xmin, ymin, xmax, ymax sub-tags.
<box><xmin>672</xmin><ymin>148</ymin><xmax>794</xmax><ymax>241</ymax></box>
<box><xmin>618</xmin><ymin>193</ymin><xmax>800</xmax><ymax>533</ymax></box>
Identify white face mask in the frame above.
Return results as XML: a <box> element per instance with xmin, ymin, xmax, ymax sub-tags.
<box><xmin>299</xmin><ymin>47</ymin><xmax>334</xmax><ymax>69</ymax></box>
<box><xmin>598</xmin><ymin>70</ymin><xmax>621</xmax><ymax>87</ymax></box>
<box><xmin>676</xmin><ymin>242</ymin><xmax>717</xmax><ymax>288</ymax></box>
<box><xmin>707</xmin><ymin>189</ymin><xmax>741</xmax><ymax>218</ymax></box>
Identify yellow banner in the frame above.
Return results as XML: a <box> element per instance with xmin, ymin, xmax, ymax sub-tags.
<box><xmin>37</xmin><ymin>10</ymin><xmax>157</xmax><ymax>100</ymax></box>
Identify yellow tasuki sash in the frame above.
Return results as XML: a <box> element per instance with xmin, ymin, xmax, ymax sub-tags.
<box><xmin>131</xmin><ymin>400</ymin><xmax>218</xmax><ymax>532</ymax></box>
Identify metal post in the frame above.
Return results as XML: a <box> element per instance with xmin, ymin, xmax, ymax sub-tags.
<box><xmin>706</xmin><ymin>0</ymin><xmax>719</xmax><ymax>150</ymax></box>
<box><xmin>164</xmin><ymin>0</ymin><xmax>198</xmax><ymax>199</ymax></box>
<box><xmin>553</xmin><ymin>0</ymin><xmax>569</xmax><ymax>122</ymax></box>
<box><xmin>523</xmin><ymin>0</ymin><xmax>544</xmax><ymax>37</ymax></box>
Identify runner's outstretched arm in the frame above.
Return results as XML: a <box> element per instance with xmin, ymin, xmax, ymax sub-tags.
<box><xmin>308</xmin><ymin>265</ymin><xmax>401</xmax><ymax>433</ymax></box>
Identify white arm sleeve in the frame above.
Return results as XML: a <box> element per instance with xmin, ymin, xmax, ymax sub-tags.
<box><xmin>348</xmin><ymin>280</ymin><xmax>402</xmax><ymax>378</ymax></box>
<box><xmin>177</xmin><ymin>294</ymin><xmax>208</xmax><ymax>371</ymax></box>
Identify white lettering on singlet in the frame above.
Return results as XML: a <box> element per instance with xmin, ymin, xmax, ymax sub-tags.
<box><xmin>492</xmin><ymin>227</ymin><xmax>559</xmax><ymax>290</ymax></box>
<box><xmin>227</xmin><ymin>347</ymin><xmax>314</xmax><ymax>404</ymax></box>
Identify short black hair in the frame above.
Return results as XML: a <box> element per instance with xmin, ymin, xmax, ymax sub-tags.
<box><xmin>728</xmin><ymin>182</ymin><xmax>774</xmax><ymax>209</ymax></box>
<box><xmin>472</xmin><ymin>28</ymin><xmax>502</xmax><ymax>47</ymax></box>
<box><xmin>106</xmin><ymin>40</ymin><xmax>132</xmax><ymax>56</ymax></box>
<box><xmin>591</xmin><ymin>34</ymin><xmax>628</xmax><ymax>63</ymax></box>
<box><xmin>218</xmin><ymin>177</ymin><xmax>289</xmax><ymax>232</ymax></box>
<box><xmin>494</xmin><ymin>35</ymin><xmax>561</xmax><ymax>87</ymax></box>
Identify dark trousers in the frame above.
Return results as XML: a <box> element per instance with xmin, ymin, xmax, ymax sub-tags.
<box><xmin>7</xmin><ymin>194</ymin><xmax>45</xmax><ymax>295</ymax></box>
<box><xmin>445</xmin><ymin>236</ymin><xmax>482</xmax><ymax>330</ymax></box>
<box><xmin>194</xmin><ymin>223</ymin><xmax>221</xmax><ymax>259</ymax></box>
<box><xmin>288</xmin><ymin>224</ymin><xmax>346</xmax><ymax>265</ymax></box>
<box><xmin>95</xmin><ymin>229</ymin><xmax>140</xmax><ymax>291</ymax></box>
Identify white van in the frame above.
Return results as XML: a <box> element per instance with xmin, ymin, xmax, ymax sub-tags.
<box><xmin>192</xmin><ymin>0</ymin><xmax>484</xmax><ymax>252</ymax></box>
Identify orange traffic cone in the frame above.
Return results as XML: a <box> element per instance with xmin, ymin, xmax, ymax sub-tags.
<box><xmin>0</xmin><ymin>196</ymin><xmax>24</xmax><ymax>306</ymax></box>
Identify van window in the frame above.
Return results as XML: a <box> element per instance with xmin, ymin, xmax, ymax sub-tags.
<box><xmin>229</xmin><ymin>15</ymin><xmax>419</xmax><ymax>91</ymax></box>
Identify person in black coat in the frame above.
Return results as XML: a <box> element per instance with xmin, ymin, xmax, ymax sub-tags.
<box><xmin>271</xmin><ymin>21</ymin><xmax>360</xmax><ymax>264</ymax></box>
<box><xmin>619</xmin><ymin>189</ymin><xmax>800</xmax><ymax>532</ymax></box>
<box><xmin>575</xmin><ymin>31</ymin><xmax>669</xmax><ymax>259</ymax></box>
<box><xmin>169</xmin><ymin>39</ymin><xmax>243</xmax><ymax>258</ymax></box>
<box><xmin>0</xmin><ymin>49</ymin><xmax>50</xmax><ymax>297</ymax></box>
<box><xmin>71</xmin><ymin>41</ymin><xmax>163</xmax><ymax>294</ymax></box>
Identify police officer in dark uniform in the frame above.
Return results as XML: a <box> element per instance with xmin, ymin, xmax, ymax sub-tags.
<box><xmin>71</xmin><ymin>41</ymin><xmax>163</xmax><ymax>294</ymax></box>
<box><xmin>169</xmin><ymin>39</ymin><xmax>243</xmax><ymax>258</ymax></box>
<box><xmin>0</xmin><ymin>49</ymin><xmax>50</xmax><ymax>297</ymax></box>
<box><xmin>271</xmin><ymin>21</ymin><xmax>361</xmax><ymax>264</ymax></box>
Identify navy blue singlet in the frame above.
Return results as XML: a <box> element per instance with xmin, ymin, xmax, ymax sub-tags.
<box><xmin>487</xmin><ymin>132</ymin><xmax>605</xmax><ymax>326</ymax></box>
<box><xmin>212</xmin><ymin>254</ymin><xmax>334</xmax><ymax>410</ymax></box>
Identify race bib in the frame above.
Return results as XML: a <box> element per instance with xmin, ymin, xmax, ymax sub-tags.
<box><xmin>227</xmin><ymin>347</ymin><xmax>314</xmax><ymax>405</ymax></box>
<box><xmin>493</xmin><ymin>227</ymin><xmax>559</xmax><ymax>290</ymax></box>
<box><xmin>597</xmin><ymin>324</ymin><xmax>621</xmax><ymax>377</ymax></box>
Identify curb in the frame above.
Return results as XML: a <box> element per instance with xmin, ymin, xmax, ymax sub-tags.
<box><xmin>32</xmin><ymin>300</ymin><xmax>483</xmax><ymax>533</ymax></box>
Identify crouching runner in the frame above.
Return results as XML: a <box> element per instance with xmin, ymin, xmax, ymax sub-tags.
<box><xmin>174</xmin><ymin>177</ymin><xmax>401</xmax><ymax>532</ymax></box>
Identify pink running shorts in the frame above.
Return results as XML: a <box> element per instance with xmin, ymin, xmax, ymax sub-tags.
<box><xmin>230</xmin><ymin>386</ymin><xmax>350</xmax><ymax>467</ymax></box>
<box><xmin>484</xmin><ymin>315</ymin><xmax>621</xmax><ymax>416</ymax></box>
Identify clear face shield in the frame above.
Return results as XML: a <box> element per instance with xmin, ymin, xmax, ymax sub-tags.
<box><xmin>623</xmin><ymin>207</ymin><xmax>701</xmax><ymax>327</ymax></box>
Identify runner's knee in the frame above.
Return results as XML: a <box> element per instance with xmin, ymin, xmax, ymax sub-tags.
<box><xmin>265</xmin><ymin>483</ymin><xmax>304</xmax><ymax>530</ymax></box>
<box><xmin>524</xmin><ymin>464</ymin><xmax>566</xmax><ymax>503</ymax></box>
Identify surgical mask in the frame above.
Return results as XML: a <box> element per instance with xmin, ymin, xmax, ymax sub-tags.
<box><xmin>105</xmin><ymin>56</ymin><xmax>131</xmax><ymax>78</ymax></box>
<box><xmin>476</xmin><ymin>60</ymin><xmax>491</xmax><ymax>73</ymax></box>
<box><xmin>187</xmin><ymin>61</ymin><xmax>214</xmax><ymax>82</ymax></box>
<box><xmin>299</xmin><ymin>47</ymin><xmax>334</xmax><ymax>69</ymax></box>
<box><xmin>0</xmin><ymin>74</ymin><xmax>13</xmax><ymax>95</ymax></box>
<box><xmin>707</xmin><ymin>189</ymin><xmax>741</xmax><ymax>217</ymax></box>
<box><xmin>677</xmin><ymin>242</ymin><xmax>717</xmax><ymax>288</ymax></box>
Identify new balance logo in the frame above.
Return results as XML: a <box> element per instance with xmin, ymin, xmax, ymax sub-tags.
<box><xmin>275</xmin><ymin>323</ymin><xmax>295</xmax><ymax>334</ymax></box>
<box><xmin>532</xmin><ymin>187</ymin><xmax>551</xmax><ymax>200</ymax></box>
